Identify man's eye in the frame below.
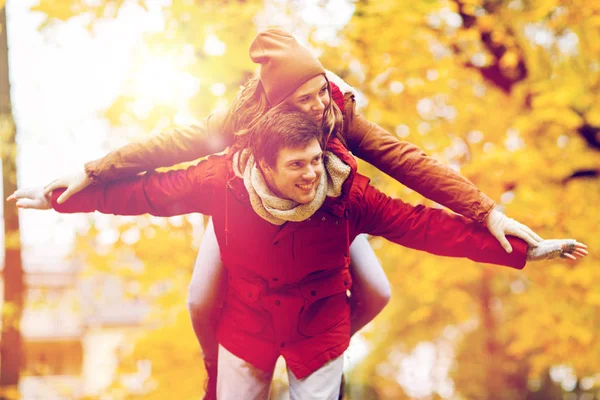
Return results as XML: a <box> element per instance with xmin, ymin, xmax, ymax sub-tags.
<box><xmin>320</xmin><ymin>87</ymin><xmax>327</xmax><ymax>94</ymax></box>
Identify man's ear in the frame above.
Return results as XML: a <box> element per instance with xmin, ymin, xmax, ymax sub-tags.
<box><xmin>258</xmin><ymin>159</ymin><xmax>271</xmax><ymax>174</ymax></box>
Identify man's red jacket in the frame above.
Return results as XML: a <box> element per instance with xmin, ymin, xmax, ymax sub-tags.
<box><xmin>52</xmin><ymin>139</ymin><xmax>527</xmax><ymax>379</ymax></box>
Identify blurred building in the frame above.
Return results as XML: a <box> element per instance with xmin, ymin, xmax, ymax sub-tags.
<box><xmin>1</xmin><ymin>261</ymin><xmax>149</xmax><ymax>399</ymax></box>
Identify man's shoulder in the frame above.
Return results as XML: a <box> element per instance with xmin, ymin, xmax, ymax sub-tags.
<box><xmin>196</xmin><ymin>152</ymin><xmax>232</xmax><ymax>185</ymax></box>
<box><xmin>346</xmin><ymin>173</ymin><xmax>371</xmax><ymax>203</ymax></box>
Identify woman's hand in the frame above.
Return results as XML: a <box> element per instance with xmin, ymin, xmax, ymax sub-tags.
<box><xmin>7</xmin><ymin>187</ymin><xmax>51</xmax><ymax>210</ymax></box>
<box><xmin>526</xmin><ymin>239</ymin><xmax>588</xmax><ymax>261</ymax></box>
<box><xmin>42</xmin><ymin>170</ymin><xmax>93</xmax><ymax>204</ymax></box>
<box><xmin>486</xmin><ymin>207</ymin><xmax>544</xmax><ymax>253</ymax></box>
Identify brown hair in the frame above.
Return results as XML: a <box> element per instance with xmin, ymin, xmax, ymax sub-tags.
<box><xmin>221</xmin><ymin>77</ymin><xmax>270</xmax><ymax>141</ymax></box>
<box><xmin>246</xmin><ymin>108</ymin><xmax>322</xmax><ymax>167</ymax></box>
<box><xmin>223</xmin><ymin>76</ymin><xmax>345</xmax><ymax>150</ymax></box>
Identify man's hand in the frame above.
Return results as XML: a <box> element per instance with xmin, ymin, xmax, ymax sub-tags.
<box><xmin>7</xmin><ymin>187</ymin><xmax>51</xmax><ymax>210</ymax></box>
<box><xmin>486</xmin><ymin>207</ymin><xmax>543</xmax><ymax>253</ymax></box>
<box><xmin>43</xmin><ymin>170</ymin><xmax>92</xmax><ymax>204</ymax></box>
<box><xmin>527</xmin><ymin>239</ymin><xmax>588</xmax><ymax>261</ymax></box>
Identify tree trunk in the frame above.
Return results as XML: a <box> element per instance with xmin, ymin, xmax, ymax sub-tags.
<box><xmin>0</xmin><ymin>4</ymin><xmax>24</xmax><ymax>397</ymax></box>
<box><xmin>480</xmin><ymin>269</ymin><xmax>501</xmax><ymax>400</ymax></box>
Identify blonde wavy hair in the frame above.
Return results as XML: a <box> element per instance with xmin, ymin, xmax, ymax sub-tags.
<box><xmin>224</xmin><ymin>75</ymin><xmax>345</xmax><ymax>151</ymax></box>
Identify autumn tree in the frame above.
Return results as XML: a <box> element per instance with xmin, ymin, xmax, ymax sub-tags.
<box><xmin>0</xmin><ymin>2</ymin><xmax>25</xmax><ymax>398</ymax></box>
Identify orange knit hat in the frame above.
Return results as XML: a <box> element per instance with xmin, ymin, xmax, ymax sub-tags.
<box><xmin>249</xmin><ymin>28</ymin><xmax>325</xmax><ymax>106</ymax></box>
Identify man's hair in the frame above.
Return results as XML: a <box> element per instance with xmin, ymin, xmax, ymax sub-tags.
<box><xmin>245</xmin><ymin>108</ymin><xmax>323</xmax><ymax>167</ymax></box>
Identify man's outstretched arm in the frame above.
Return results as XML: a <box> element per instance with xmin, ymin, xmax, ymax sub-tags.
<box><xmin>8</xmin><ymin>155</ymin><xmax>224</xmax><ymax>217</ymax></box>
<box><xmin>351</xmin><ymin>177</ymin><xmax>586</xmax><ymax>268</ymax></box>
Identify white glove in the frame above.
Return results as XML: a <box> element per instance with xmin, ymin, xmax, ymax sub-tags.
<box><xmin>486</xmin><ymin>207</ymin><xmax>544</xmax><ymax>253</ymax></box>
<box><xmin>7</xmin><ymin>187</ymin><xmax>51</xmax><ymax>210</ymax></box>
<box><xmin>42</xmin><ymin>169</ymin><xmax>92</xmax><ymax>204</ymax></box>
<box><xmin>526</xmin><ymin>239</ymin><xmax>588</xmax><ymax>261</ymax></box>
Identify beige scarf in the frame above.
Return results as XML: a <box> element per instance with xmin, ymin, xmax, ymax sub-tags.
<box><xmin>232</xmin><ymin>149</ymin><xmax>351</xmax><ymax>225</ymax></box>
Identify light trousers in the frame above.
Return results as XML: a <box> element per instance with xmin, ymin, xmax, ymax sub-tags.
<box><xmin>217</xmin><ymin>345</ymin><xmax>344</xmax><ymax>400</ymax></box>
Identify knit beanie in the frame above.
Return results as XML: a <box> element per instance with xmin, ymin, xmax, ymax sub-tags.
<box><xmin>249</xmin><ymin>28</ymin><xmax>325</xmax><ymax>106</ymax></box>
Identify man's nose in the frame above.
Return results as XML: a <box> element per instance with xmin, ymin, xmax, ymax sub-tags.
<box><xmin>302</xmin><ymin>165</ymin><xmax>317</xmax><ymax>180</ymax></box>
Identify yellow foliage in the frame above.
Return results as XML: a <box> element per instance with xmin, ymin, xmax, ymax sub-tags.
<box><xmin>499</xmin><ymin>49</ymin><xmax>520</xmax><ymax>69</ymax></box>
<box><xmin>30</xmin><ymin>0</ymin><xmax>76</xmax><ymax>21</ymax></box>
<box><xmin>0</xmin><ymin>386</ymin><xmax>20</xmax><ymax>400</ymax></box>
<box><xmin>531</xmin><ymin>107</ymin><xmax>584</xmax><ymax>129</ymax></box>
<box><xmin>477</xmin><ymin>15</ymin><xmax>496</xmax><ymax>33</ymax></box>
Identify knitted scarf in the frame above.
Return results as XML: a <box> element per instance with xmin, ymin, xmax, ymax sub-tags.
<box><xmin>232</xmin><ymin>149</ymin><xmax>351</xmax><ymax>225</ymax></box>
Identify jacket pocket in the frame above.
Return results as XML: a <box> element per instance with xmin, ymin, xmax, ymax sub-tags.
<box><xmin>223</xmin><ymin>295</ymin><xmax>269</xmax><ymax>334</ymax></box>
<box><xmin>224</xmin><ymin>276</ymin><xmax>269</xmax><ymax>334</ymax></box>
<box><xmin>297</xmin><ymin>269</ymin><xmax>352</xmax><ymax>337</ymax></box>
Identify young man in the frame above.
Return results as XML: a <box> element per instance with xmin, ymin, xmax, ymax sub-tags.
<box><xmin>9</xmin><ymin>110</ymin><xmax>586</xmax><ymax>400</ymax></box>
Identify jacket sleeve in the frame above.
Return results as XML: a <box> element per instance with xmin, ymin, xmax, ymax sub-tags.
<box><xmin>342</xmin><ymin>93</ymin><xmax>495</xmax><ymax>224</ymax></box>
<box><xmin>84</xmin><ymin>111</ymin><xmax>232</xmax><ymax>183</ymax></box>
<box><xmin>53</xmin><ymin>155</ymin><xmax>223</xmax><ymax>217</ymax></box>
<box><xmin>351</xmin><ymin>177</ymin><xmax>527</xmax><ymax>269</ymax></box>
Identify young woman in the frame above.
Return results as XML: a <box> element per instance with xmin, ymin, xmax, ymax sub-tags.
<box><xmin>42</xmin><ymin>28</ymin><xmax>543</xmax><ymax>398</ymax></box>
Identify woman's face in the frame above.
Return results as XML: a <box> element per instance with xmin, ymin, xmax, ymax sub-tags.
<box><xmin>287</xmin><ymin>75</ymin><xmax>330</xmax><ymax>123</ymax></box>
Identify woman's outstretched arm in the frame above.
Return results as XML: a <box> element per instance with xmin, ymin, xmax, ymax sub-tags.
<box><xmin>339</xmin><ymin>90</ymin><xmax>542</xmax><ymax>252</ymax></box>
<box><xmin>43</xmin><ymin>111</ymin><xmax>229</xmax><ymax>203</ymax></box>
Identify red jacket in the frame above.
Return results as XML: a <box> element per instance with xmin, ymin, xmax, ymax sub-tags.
<box><xmin>53</xmin><ymin>140</ymin><xmax>527</xmax><ymax>379</ymax></box>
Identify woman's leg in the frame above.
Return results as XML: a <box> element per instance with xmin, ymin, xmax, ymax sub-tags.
<box><xmin>187</xmin><ymin>218</ymin><xmax>227</xmax><ymax>398</ymax></box>
<box><xmin>348</xmin><ymin>234</ymin><xmax>391</xmax><ymax>336</ymax></box>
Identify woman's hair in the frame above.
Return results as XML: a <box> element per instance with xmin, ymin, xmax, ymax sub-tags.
<box><xmin>221</xmin><ymin>77</ymin><xmax>270</xmax><ymax>141</ymax></box>
<box><xmin>315</xmin><ymin>77</ymin><xmax>345</xmax><ymax>148</ymax></box>
<box><xmin>224</xmin><ymin>75</ymin><xmax>345</xmax><ymax>151</ymax></box>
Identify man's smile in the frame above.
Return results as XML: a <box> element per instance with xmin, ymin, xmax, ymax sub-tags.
<box><xmin>296</xmin><ymin>181</ymin><xmax>316</xmax><ymax>192</ymax></box>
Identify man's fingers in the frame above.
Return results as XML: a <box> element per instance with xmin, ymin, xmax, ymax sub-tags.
<box><xmin>8</xmin><ymin>188</ymin><xmax>31</xmax><ymax>202</ymax></box>
<box><xmin>15</xmin><ymin>198</ymin><xmax>39</xmax><ymax>209</ymax></box>
<box><xmin>570</xmin><ymin>243</ymin><xmax>588</xmax><ymax>257</ymax></box>
<box><xmin>573</xmin><ymin>250</ymin><xmax>587</xmax><ymax>257</ymax></box>
<box><xmin>558</xmin><ymin>240</ymin><xmax>588</xmax><ymax>260</ymax></box>
<box><xmin>528</xmin><ymin>238</ymin><xmax>587</xmax><ymax>262</ymax></box>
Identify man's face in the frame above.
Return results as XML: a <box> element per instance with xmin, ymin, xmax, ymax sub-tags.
<box><xmin>260</xmin><ymin>138</ymin><xmax>324</xmax><ymax>204</ymax></box>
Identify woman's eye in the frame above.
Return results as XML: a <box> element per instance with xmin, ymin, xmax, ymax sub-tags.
<box><xmin>320</xmin><ymin>87</ymin><xmax>327</xmax><ymax>94</ymax></box>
